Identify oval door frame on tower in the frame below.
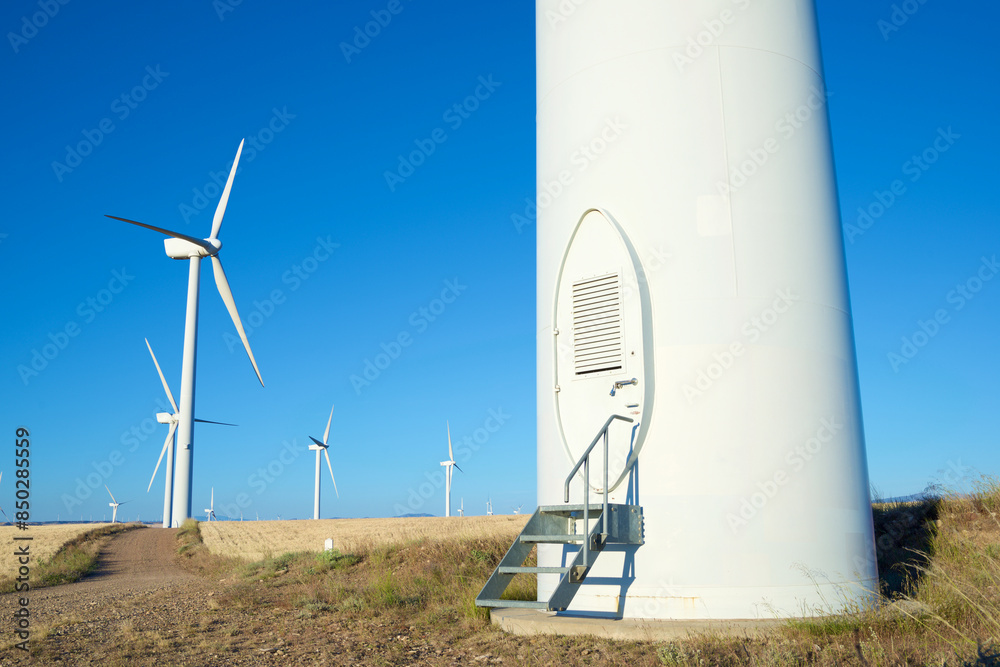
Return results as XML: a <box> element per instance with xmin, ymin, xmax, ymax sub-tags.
<box><xmin>551</xmin><ymin>208</ymin><xmax>656</xmax><ymax>495</ymax></box>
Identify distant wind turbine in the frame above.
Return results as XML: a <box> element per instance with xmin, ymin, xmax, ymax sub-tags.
<box><xmin>0</xmin><ymin>473</ymin><xmax>8</xmax><ymax>522</ymax></box>
<box><xmin>106</xmin><ymin>485</ymin><xmax>126</xmax><ymax>523</ymax></box>
<box><xmin>486</xmin><ymin>497</ymin><xmax>494</xmax><ymax>516</ymax></box>
<box><xmin>107</xmin><ymin>139</ymin><xmax>263</xmax><ymax>526</ymax></box>
<box><xmin>512</xmin><ymin>504</ymin><xmax>523</xmax><ymax>515</ymax></box>
<box><xmin>204</xmin><ymin>488</ymin><xmax>216</xmax><ymax>522</ymax></box>
<box><xmin>308</xmin><ymin>404</ymin><xmax>339</xmax><ymax>520</ymax></box>
<box><xmin>458</xmin><ymin>498</ymin><xmax>464</xmax><ymax>517</ymax></box>
<box><xmin>440</xmin><ymin>421</ymin><xmax>462</xmax><ymax>517</ymax></box>
<box><xmin>144</xmin><ymin>338</ymin><xmax>235</xmax><ymax>528</ymax></box>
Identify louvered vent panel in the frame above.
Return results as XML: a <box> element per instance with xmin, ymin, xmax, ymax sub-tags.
<box><xmin>572</xmin><ymin>273</ymin><xmax>623</xmax><ymax>376</ymax></box>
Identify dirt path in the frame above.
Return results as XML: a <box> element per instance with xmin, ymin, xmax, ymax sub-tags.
<box><xmin>2</xmin><ymin>528</ymin><xmax>198</xmax><ymax>627</ymax></box>
<box><xmin>0</xmin><ymin>527</ymin><xmax>224</xmax><ymax>664</ymax></box>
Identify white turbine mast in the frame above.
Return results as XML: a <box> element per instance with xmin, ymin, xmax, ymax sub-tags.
<box><xmin>440</xmin><ymin>421</ymin><xmax>462</xmax><ymax>517</ymax></box>
<box><xmin>486</xmin><ymin>497</ymin><xmax>493</xmax><ymax>516</ymax></box>
<box><xmin>144</xmin><ymin>338</ymin><xmax>234</xmax><ymax>528</ymax></box>
<box><xmin>107</xmin><ymin>139</ymin><xmax>263</xmax><ymax>526</ymax></box>
<box><xmin>307</xmin><ymin>404</ymin><xmax>339</xmax><ymax>520</ymax></box>
<box><xmin>106</xmin><ymin>485</ymin><xmax>126</xmax><ymax>524</ymax></box>
<box><xmin>204</xmin><ymin>487</ymin><xmax>216</xmax><ymax>522</ymax></box>
<box><xmin>458</xmin><ymin>497</ymin><xmax>464</xmax><ymax>517</ymax></box>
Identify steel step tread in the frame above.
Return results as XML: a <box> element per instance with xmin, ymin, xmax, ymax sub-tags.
<box><xmin>498</xmin><ymin>566</ymin><xmax>571</xmax><ymax>575</ymax></box>
<box><xmin>520</xmin><ymin>534</ymin><xmax>585</xmax><ymax>543</ymax></box>
<box><xmin>537</xmin><ymin>504</ymin><xmax>607</xmax><ymax>515</ymax></box>
<box><xmin>475</xmin><ymin>598</ymin><xmax>550</xmax><ymax>609</ymax></box>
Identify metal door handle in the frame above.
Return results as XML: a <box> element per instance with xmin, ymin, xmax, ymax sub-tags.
<box><xmin>610</xmin><ymin>378</ymin><xmax>637</xmax><ymax>396</ymax></box>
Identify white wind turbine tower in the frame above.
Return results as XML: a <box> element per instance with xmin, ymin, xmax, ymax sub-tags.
<box><xmin>204</xmin><ymin>488</ymin><xmax>216</xmax><ymax>522</ymax></box>
<box><xmin>107</xmin><ymin>139</ymin><xmax>263</xmax><ymax>526</ymax></box>
<box><xmin>458</xmin><ymin>498</ymin><xmax>464</xmax><ymax>517</ymax></box>
<box><xmin>440</xmin><ymin>421</ymin><xmax>462</xmax><ymax>517</ymax></box>
<box><xmin>486</xmin><ymin>497</ymin><xmax>493</xmax><ymax>516</ymax></box>
<box><xmin>106</xmin><ymin>485</ymin><xmax>126</xmax><ymax>524</ymax></box>
<box><xmin>144</xmin><ymin>338</ymin><xmax>234</xmax><ymax>528</ymax></box>
<box><xmin>307</xmin><ymin>404</ymin><xmax>339</xmax><ymax>520</ymax></box>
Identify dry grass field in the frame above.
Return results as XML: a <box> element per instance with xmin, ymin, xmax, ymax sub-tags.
<box><xmin>0</xmin><ymin>523</ymin><xmax>111</xmax><ymax>579</ymax></box>
<box><xmin>199</xmin><ymin>514</ymin><xmax>529</xmax><ymax>561</ymax></box>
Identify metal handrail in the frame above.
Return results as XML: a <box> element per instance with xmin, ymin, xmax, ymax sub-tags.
<box><xmin>563</xmin><ymin>414</ymin><xmax>634</xmax><ymax>568</ymax></box>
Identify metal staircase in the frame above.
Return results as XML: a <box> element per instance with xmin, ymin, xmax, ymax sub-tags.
<box><xmin>475</xmin><ymin>415</ymin><xmax>644</xmax><ymax>612</ymax></box>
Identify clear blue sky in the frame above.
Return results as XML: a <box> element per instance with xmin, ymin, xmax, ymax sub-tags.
<box><xmin>0</xmin><ymin>1</ymin><xmax>996</xmax><ymax>522</ymax></box>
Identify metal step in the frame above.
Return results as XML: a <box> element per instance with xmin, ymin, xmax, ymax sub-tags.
<box><xmin>537</xmin><ymin>504</ymin><xmax>605</xmax><ymax>517</ymax></box>
<box><xmin>520</xmin><ymin>534</ymin><xmax>584</xmax><ymax>543</ymax></box>
<box><xmin>498</xmin><ymin>566</ymin><xmax>571</xmax><ymax>575</ymax></box>
<box><xmin>476</xmin><ymin>598</ymin><xmax>549</xmax><ymax>610</ymax></box>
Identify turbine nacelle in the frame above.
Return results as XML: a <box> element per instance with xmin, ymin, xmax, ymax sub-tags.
<box><xmin>156</xmin><ymin>412</ymin><xmax>176</xmax><ymax>425</ymax></box>
<box><xmin>163</xmin><ymin>237</ymin><xmax>220</xmax><ymax>260</ymax></box>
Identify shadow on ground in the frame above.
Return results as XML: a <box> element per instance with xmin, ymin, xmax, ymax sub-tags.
<box><xmin>873</xmin><ymin>497</ymin><xmax>941</xmax><ymax>599</ymax></box>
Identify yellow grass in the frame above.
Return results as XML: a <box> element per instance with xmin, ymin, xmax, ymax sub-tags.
<box><xmin>200</xmin><ymin>515</ymin><xmax>529</xmax><ymax>560</ymax></box>
<box><xmin>0</xmin><ymin>524</ymin><xmax>112</xmax><ymax>578</ymax></box>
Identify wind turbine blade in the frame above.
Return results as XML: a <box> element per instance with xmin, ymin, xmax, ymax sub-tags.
<box><xmin>447</xmin><ymin>421</ymin><xmax>454</xmax><ymax>461</ymax></box>
<box><xmin>323</xmin><ymin>404</ymin><xmax>334</xmax><ymax>445</ymax></box>
<box><xmin>324</xmin><ymin>449</ymin><xmax>339</xmax><ymax>498</ymax></box>
<box><xmin>105</xmin><ymin>216</ymin><xmax>212</xmax><ymax>251</ymax></box>
<box><xmin>145</xmin><ymin>338</ymin><xmax>178</xmax><ymax>413</ymax></box>
<box><xmin>105</xmin><ymin>485</ymin><xmax>117</xmax><ymax>504</ymax></box>
<box><xmin>194</xmin><ymin>418</ymin><xmax>237</xmax><ymax>426</ymax></box>
<box><xmin>147</xmin><ymin>422</ymin><xmax>177</xmax><ymax>492</ymax></box>
<box><xmin>210</xmin><ymin>255</ymin><xmax>264</xmax><ymax>386</ymax></box>
<box><xmin>209</xmin><ymin>139</ymin><xmax>244</xmax><ymax>241</ymax></box>
<box><xmin>0</xmin><ymin>506</ymin><xmax>7</xmax><ymax>521</ymax></box>
<box><xmin>454</xmin><ymin>463</ymin><xmax>463</xmax><ymax>473</ymax></box>
<box><xmin>309</xmin><ymin>436</ymin><xmax>326</xmax><ymax>448</ymax></box>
